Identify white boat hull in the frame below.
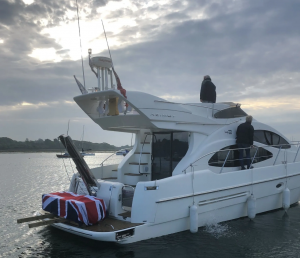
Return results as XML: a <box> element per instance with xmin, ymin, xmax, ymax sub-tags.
<box><xmin>52</xmin><ymin>167</ymin><xmax>300</xmax><ymax>244</ymax></box>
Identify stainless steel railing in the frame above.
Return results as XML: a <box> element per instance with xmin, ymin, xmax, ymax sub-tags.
<box><xmin>182</xmin><ymin>143</ymin><xmax>300</xmax><ymax>174</ymax></box>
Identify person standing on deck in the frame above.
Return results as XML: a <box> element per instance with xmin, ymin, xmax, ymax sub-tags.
<box><xmin>200</xmin><ymin>75</ymin><xmax>216</xmax><ymax>103</ymax></box>
<box><xmin>236</xmin><ymin>115</ymin><xmax>254</xmax><ymax>170</ymax></box>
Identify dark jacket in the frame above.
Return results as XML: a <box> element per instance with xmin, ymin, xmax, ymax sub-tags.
<box><xmin>200</xmin><ymin>78</ymin><xmax>216</xmax><ymax>103</ymax></box>
<box><xmin>236</xmin><ymin>122</ymin><xmax>254</xmax><ymax>145</ymax></box>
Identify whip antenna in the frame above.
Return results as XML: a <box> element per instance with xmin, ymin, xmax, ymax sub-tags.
<box><xmin>101</xmin><ymin>20</ymin><xmax>127</xmax><ymax>99</ymax></box>
<box><xmin>101</xmin><ymin>20</ymin><xmax>114</xmax><ymax>68</ymax></box>
<box><xmin>75</xmin><ymin>0</ymin><xmax>86</xmax><ymax>88</ymax></box>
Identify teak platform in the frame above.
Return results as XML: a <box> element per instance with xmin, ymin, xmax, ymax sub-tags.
<box><xmin>17</xmin><ymin>211</ymin><xmax>141</xmax><ymax>232</ymax></box>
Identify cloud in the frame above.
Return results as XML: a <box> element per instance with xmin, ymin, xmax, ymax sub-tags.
<box><xmin>1</xmin><ymin>0</ymin><xmax>300</xmax><ymax>143</ymax></box>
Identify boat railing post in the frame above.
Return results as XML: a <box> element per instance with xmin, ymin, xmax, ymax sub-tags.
<box><xmin>97</xmin><ymin>67</ymin><xmax>101</xmax><ymax>90</ymax></box>
<box><xmin>101</xmin><ymin>163</ymin><xmax>104</xmax><ymax>179</ymax></box>
<box><xmin>293</xmin><ymin>144</ymin><xmax>300</xmax><ymax>162</ymax></box>
<box><xmin>104</xmin><ymin>68</ymin><xmax>108</xmax><ymax>90</ymax></box>
<box><xmin>220</xmin><ymin>150</ymin><xmax>230</xmax><ymax>174</ymax></box>
<box><xmin>273</xmin><ymin>146</ymin><xmax>282</xmax><ymax>165</ymax></box>
<box><xmin>101</xmin><ymin>68</ymin><xmax>105</xmax><ymax>91</ymax></box>
<box><xmin>250</xmin><ymin>146</ymin><xmax>258</xmax><ymax>168</ymax></box>
<box><xmin>109</xmin><ymin>69</ymin><xmax>113</xmax><ymax>89</ymax></box>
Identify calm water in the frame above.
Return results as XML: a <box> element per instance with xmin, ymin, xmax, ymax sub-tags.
<box><xmin>1</xmin><ymin>153</ymin><xmax>300</xmax><ymax>258</ymax></box>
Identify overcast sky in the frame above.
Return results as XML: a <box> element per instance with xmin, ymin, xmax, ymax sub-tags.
<box><xmin>1</xmin><ymin>0</ymin><xmax>300</xmax><ymax>146</ymax></box>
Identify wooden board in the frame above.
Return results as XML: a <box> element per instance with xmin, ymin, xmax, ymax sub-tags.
<box><xmin>28</xmin><ymin>218</ymin><xmax>65</xmax><ymax>228</ymax></box>
<box><xmin>17</xmin><ymin>213</ymin><xmax>55</xmax><ymax>223</ymax></box>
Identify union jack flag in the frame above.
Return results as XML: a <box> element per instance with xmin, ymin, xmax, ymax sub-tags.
<box><xmin>42</xmin><ymin>191</ymin><xmax>106</xmax><ymax>225</ymax></box>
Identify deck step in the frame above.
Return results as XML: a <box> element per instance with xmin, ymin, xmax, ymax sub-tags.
<box><xmin>124</xmin><ymin>173</ymin><xmax>149</xmax><ymax>176</ymax></box>
<box><xmin>134</xmin><ymin>152</ymin><xmax>150</xmax><ymax>154</ymax></box>
<box><xmin>102</xmin><ymin>177</ymin><xmax>117</xmax><ymax>180</ymax></box>
<box><xmin>129</xmin><ymin>162</ymin><xmax>148</xmax><ymax>165</ymax></box>
<box><xmin>118</xmin><ymin>211</ymin><xmax>131</xmax><ymax>218</ymax></box>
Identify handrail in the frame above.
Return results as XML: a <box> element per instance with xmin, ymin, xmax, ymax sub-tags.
<box><xmin>100</xmin><ymin>151</ymin><xmax>118</xmax><ymax>166</ymax></box>
<box><xmin>100</xmin><ymin>151</ymin><xmax>121</xmax><ymax>179</ymax></box>
<box><xmin>153</xmin><ymin>100</ymin><xmax>246</xmax><ymax>119</ymax></box>
<box><xmin>207</xmin><ymin>154</ymin><xmax>273</xmax><ymax>166</ymax></box>
<box><xmin>153</xmin><ymin>100</ymin><xmax>237</xmax><ymax>113</ymax></box>
<box><xmin>220</xmin><ymin>150</ymin><xmax>230</xmax><ymax>174</ymax></box>
<box><xmin>293</xmin><ymin>144</ymin><xmax>300</xmax><ymax>162</ymax></box>
<box><xmin>273</xmin><ymin>146</ymin><xmax>282</xmax><ymax>165</ymax></box>
<box><xmin>182</xmin><ymin>143</ymin><xmax>297</xmax><ymax>173</ymax></box>
<box><xmin>249</xmin><ymin>147</ymin><xmax>258</xmax><ymax>168</ymax></box>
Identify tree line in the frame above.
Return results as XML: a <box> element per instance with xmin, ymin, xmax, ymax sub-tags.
<box><xmin>0</xmin><ymin>137</ymin><xmax>130</xmax><ymax>152</ymax></box>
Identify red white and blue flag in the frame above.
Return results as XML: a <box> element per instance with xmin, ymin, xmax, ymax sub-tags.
<box><xmin>42</xmin><ymin>192</ymin><xmax>106</xmax><ymax>225</ymax></box>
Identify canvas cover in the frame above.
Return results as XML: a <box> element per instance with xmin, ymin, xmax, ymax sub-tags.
<box><xmin>42</xmin><ymin>191</ymin><xmax>106</xmax><ymax>225</ymax></box>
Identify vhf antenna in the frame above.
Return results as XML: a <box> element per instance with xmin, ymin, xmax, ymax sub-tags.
<box><xmin>75</xmin><ymin>0</ymin><xmax>86</xmax><ymax>88</ymax></box>
<box><xmin>101</xmin><ymin>20</ymin><xmax>114</xmax><ymax>69</ymax></box>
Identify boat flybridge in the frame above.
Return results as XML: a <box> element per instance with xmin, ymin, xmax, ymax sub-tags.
<box><xmin>21</xmin><ymin>54</ymin><xmax>300</xmax><ymax>244</ymax></box>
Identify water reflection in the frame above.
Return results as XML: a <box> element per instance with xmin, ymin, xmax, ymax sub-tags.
<box><xmin>1</xmin><ymin>153</ymin><xmax>300</xmax><ymax>258</ymax></box>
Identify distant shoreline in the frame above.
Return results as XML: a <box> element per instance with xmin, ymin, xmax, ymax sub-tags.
<box><xmin>0</xmin><ymin>137</ymin><xmax>130</xmax><ymax>153</ymax></box>
<box><xmin>0</xmin><ymin>150</ymin><xmax>115</xmax><ymax>153</ymax></box>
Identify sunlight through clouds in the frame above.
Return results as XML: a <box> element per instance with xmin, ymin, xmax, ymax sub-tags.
<box><xmin>30</xmin><ymin>0</ymin><xmax>191</xmax><ymax>61</ymax></box>
<box><xmin>22</xmin><ymin>0</ymin><xmax>34</xmax><ymax>5</ymax></box>
<box><xmin>29</xmin><ymin>48</ymin><xmax>62</xmax><ymax>62</ymax></box>
<box><xmin>0</xmin><ymin>102</ymin><xmax>48</xmax><ymax>113</ymax></box>
<box><xmin>2</xmin><ymin>0</ymin><xmax>300</xmax><ymax>143</ymax></box>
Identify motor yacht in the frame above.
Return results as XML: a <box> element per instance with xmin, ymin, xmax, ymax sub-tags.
<box><xmin>38</xmin><ymin>55</ymin><xmax>300</xmax><ymax>243</ymax></box>
<box><xmin>115</xmin><ymin>149</ymin><xmax>129</xmax><ymax>155</ymax></box>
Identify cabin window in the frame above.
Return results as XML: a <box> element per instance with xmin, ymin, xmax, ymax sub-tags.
<box><xmin>152</xmin><ymin>132</ymin><xmax>189</xmax><ymax>180</ymax></box>
<box><xmin>214</xmin><ymin>107</ymin><xmax>247</xmax><ymax>119</ymax></box>
<box><xmin>208</xmin><ymin>145</ymin><xmax>273</xmax><ymax>167</ymax></box>
<box><xmin>253</xmin><ymin>130</ymin><xmax>290</xmax><ymax>149</ymax></box>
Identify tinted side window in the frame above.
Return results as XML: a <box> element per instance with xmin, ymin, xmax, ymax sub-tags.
<box><xmin>272</xmin><ymin>133</ymin><xmax>280</xmax><ymax>145</ymax></box>
<box><xmin>208</xmin><ymin>145</ymin><xmax>273</xmax><ymax>167</ymax></box>
<box><xmin>264</xmin><ymin>131</ymin><xmax>272</xmax><ymax>145</ymax></box>
<box><xmin>253</xmin><ymin>131</ymin><xmax>268</xmax><ymax>145</ymax></box>
<box><xmin>152</xmin><ymin>132</ymin><xmax>189</xmax><ymax>180</ymax></box>
<box><xmin>214</xmin><ymin>107</ymin><xmax>247</xmax><ymax>119</ymax></box>
<box><xmin>254</xmin><ymin>130</ymin><xmax>290</xmax><ymax>149</ymax></box>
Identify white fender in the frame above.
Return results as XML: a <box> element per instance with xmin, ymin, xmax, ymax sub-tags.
<box><xmin>189</xmin><ymin>205</ymin><xmax>198</xmax><ymax>233</ymax></box>
<box><xmin>282</xmin><ymin>187</ymin><xmax>290</xmax><ymax>211</ymax></box>
<box><xmin>247</xmin><ymin>195</ymin><xmax>256</xmax><ymax>220</ymax></box>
